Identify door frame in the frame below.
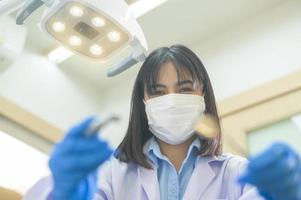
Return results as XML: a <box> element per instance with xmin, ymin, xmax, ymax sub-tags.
<box><xmin>0</xmin><ymin>96</ymin><xmax>63</xmax><ymax>143</ymax></box>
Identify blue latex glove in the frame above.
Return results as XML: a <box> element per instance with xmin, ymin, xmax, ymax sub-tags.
<box><xmin>239</xmin><ymin>142</ymin><xmax>301</xmax><ymax>200</ymax></box>
<box><xmin>49</xmin><ymin>117</ymin><xmax>113</xmax><ymax>200</ymax></box>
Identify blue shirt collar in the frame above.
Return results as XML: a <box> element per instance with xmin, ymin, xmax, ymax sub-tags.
<box><xmin>143</xmin><ymin>137</ymin><xmax>201</xmax><ymax>167</ymax></box>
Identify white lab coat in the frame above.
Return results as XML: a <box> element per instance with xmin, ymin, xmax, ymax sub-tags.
<box><xmin>23</xmin><ymin>154</ymin><xmax>264</xmax><ymax>200</ymax></box>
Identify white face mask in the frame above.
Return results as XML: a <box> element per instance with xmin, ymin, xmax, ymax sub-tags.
<box><xmin>144</xmin><ymin>93</ymin><xmax>206</xmax><ymax>145</ymax></box>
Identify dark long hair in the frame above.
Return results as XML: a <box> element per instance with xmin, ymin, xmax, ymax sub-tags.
<box><xmin>116</xmin><ymin>44</ymin><xmax>222</xmax><ymax>169</ymax></box>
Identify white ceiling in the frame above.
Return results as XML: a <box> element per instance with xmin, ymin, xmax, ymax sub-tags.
<box><xmin>22</xmin><ymin>0</ymin><xmax>285</xmax><ymax>90</ymax></box>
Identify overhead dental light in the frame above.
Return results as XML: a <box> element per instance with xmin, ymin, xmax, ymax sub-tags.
<box><xmin>47</xmin><ymin>0</ymin><xmax>167</xmax><ymax>66</ymax></box>
<box><xmin>52</xmin><ymin>21</ymin><xmax>66</xmax><ymax>32</ymax></box>
<box><xmin>6</xmin><ymin>0</ymin><xmax>149</xmax><ymax>76</ymax></box>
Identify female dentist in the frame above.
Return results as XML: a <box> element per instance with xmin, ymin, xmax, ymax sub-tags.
<box><xmin>24</xmin><ymin>45</ymin><xmax>301</xmax><ymax>200</ymax></box>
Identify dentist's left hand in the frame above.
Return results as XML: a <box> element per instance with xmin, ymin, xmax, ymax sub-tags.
<box><xmin>239</xmin><ymin>142</ymin><xmax>301</xmax><ymax>200</ymax></box>
<box><xmin>49</xmin><ymin>117</ymin><xmax>113</xmax><ymax>200</ymax></box>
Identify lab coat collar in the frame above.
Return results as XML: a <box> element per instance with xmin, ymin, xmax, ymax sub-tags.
<box><xmin>137</xmin><ymin>163</ymin><xmax>160</xmax><ymax>200</ymax></box>
<box><xmin>183</xmin><ymin>155</ymin><xmax>228</xmax><ymax>200</ymax></box>
<box><xmin>144</xmin><ymin>136</ymin><xmax>201</xmax><ymax>167</ymax></box>
<box><xmin>137</xmin><ymin>153</ymin><xmax>228</xmax><ymax>200</ymax></box>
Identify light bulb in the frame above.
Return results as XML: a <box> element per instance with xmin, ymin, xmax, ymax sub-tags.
<box><xmin>91</xmin><ymin>17</ymin><xmax>106</xmax><ymax>28</ymax></box>
<box><xmin>69</xmin><ymin>36</ymin><xmax>82</xmax><ymax>46</ymax></box>
<box><xmin>52</xmin><ymin>21</ymin><xmax>66</xmax><ymax>32</ymax></box>
<box><xmin>90</xmin><ymin>44</ymin><xmax>103</xmax><ymax>55</ymax></box>
<box><xmin>107</xmin><ymin>31</ymin><xmax>121</xmax><ymax>42</ymax></box>
<box><xmin>70</xmin><ymin>6</ymin><xmax>84</xmax><ymax>17</ymax></box>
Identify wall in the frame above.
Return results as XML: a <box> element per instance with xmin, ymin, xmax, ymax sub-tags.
<box><xmin>0</xmin><ymin>51</ymin><xmax>131</xmax><ymax>147</ymax></box>
<box><xmin>0</xmin><ymin>52</ymin><xmax>105</xmax><ymax>131</ymax></box>
<box><xmin>193</xmin><ymin>0</ymin><xmax>301</xmax><ymax>100</ymax></box>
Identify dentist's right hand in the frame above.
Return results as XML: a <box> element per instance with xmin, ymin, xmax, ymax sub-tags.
<box><xmin>49</xmin><ymin>117</ymin><xmax>113</xmax><ymax>200</ymax></box>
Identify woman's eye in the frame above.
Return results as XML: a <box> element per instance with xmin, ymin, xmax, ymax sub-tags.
<box><xmin>150</xmin><ymin>90</ymin><xmax>165</xmax><ymax>96</ymax></box>
<box><xmin>179</xmin><ymin>88</ymin><xmax>193</xmax><ymax>93</ymax></box>
<box><xmin>155</xmin><ymin>91</ymin><xmax>165</xmax><ymax>95</ymax></box>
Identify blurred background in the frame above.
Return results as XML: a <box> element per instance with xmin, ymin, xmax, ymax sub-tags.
<box><xmin>1</xmin><ymin>0</ymin><xmax>301</xmax><ymax>198</ymax></box>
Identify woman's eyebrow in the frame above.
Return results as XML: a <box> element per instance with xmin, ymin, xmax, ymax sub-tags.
<box><xmin>177</xmin><ymin>80</ymin><xmax>194</xmax><ymax>86</ymax></box>
<box><xmin>150</xmin><ymin>84</ymin><xmax>166</xmax><ymax>89</ymax></box>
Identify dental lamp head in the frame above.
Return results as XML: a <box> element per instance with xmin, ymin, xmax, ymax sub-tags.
<box><xmin>15</xmin><ymin>0</ymin><xmax>148</xmax><ymax>76</ymax></box>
